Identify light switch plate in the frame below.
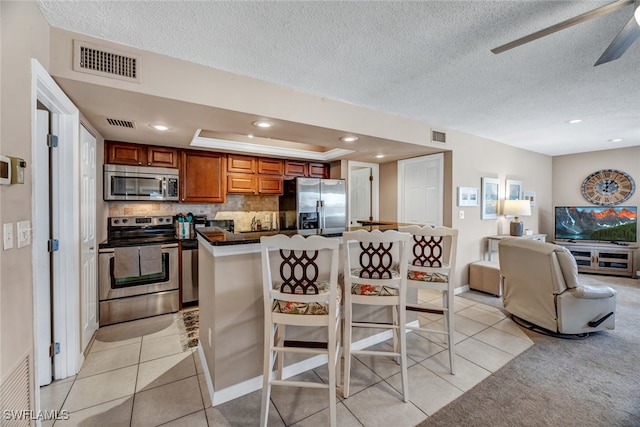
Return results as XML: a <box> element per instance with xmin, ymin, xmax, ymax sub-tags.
<box><xmin>3</xmin><ymin>223</ymin><xmax>14</xmax><ymax>250</ymax></box>
<box><xmin>17</xmin><ymin>220</ymin><xmax>31</xmax><ymax>248</ymax></box>
<box><xmin>458</xmin><ymin>210</ymin><xmax>465</xmax><ymax>219</ymax></box>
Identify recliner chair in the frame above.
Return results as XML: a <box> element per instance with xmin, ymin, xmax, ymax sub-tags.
<box><xmin>499</xmin><ymin>238</ymin><xmax>616</xmax><ymax>335</ymax></box>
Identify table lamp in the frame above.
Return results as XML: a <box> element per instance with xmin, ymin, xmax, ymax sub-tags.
<box><xmin>503</xmin><ymin>199</ymin><xmax>531</xmax><ymax>236</ymax></box>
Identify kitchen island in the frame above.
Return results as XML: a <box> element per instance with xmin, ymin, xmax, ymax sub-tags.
<box><xmin>196</xmin><ymin>224</ymin><xmax>414</xmax><ymax>406</ymax></box>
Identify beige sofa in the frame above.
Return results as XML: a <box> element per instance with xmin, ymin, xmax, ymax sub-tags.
<box><xmin>499</xmin><ymin>238</ymin><xmax>617</xmax><ymax>335</ymax></box>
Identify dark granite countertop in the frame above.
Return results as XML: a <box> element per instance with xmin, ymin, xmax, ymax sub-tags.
<box><xmin>197</xmin><ymin>223</ymin><xmax>411</xmax><ymax>246</ymax></box>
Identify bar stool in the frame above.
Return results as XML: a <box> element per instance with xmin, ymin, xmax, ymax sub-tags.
<box><xmin>259</xmin><ymin>234</ymin><xmax>341</xmax><ymax>427</ymax></box>
<box><xmin>398</xmin><ymin>225</ymin><xmax>458</xmax><ymax>374</ymax></box>
<box><xmin>342</xmin><ymin>229</ymin><xmax>410</xmax><ymax>401</ymax></box>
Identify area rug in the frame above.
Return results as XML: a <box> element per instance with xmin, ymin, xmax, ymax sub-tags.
<box><xmin>179</xmin><ymin>307</ymin><xmax>199</xmax><ymax>350</ymax></box>
<box><xmin>418</xmin><ymin>275</ymin><xmax>640</xmax><ymax>426</ymax></box>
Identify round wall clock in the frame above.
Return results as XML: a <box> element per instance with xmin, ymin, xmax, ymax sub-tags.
<box><xmin>581</xmin><ymin>169</ymin><xmax>635</xmax><ymax>206</ymax></box>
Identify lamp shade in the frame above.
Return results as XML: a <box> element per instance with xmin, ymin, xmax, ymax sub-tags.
<box><xmin>503</xmin><ymin>199</ymin><xmax>531</xmax><ymax>217</ymax></box>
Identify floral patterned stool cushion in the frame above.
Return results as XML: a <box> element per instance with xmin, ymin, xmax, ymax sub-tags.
<box><xmin>349</xmin><ymin>268</ymin><xmax>401</xmax><ymax>296</ymax></box>
<box><xmin>272</xmin><ymin>281</ymin><xmax>342</xmax><ymax>315</ymax></box>
<box><xmin>407</xmin><ymin>269</ymin><xmax>449</xmax><ymax>283</ymax></box>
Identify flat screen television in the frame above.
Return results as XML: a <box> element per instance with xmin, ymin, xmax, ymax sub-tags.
<box><xmin>555</xmin><ymin>206</ymin><xmax>637</xmax><ymax>243</ymax></box>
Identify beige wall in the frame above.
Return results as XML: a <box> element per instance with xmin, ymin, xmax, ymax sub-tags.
<box><xmin>379</xmin><ymin>130</ymin><xmax>553</xmax><ymax>287</ymax></box>
<box><xmin>1</xmin><ymin>0</ymin><xmax>50</xmax><ymax>385</ymax></box>
<box><xmin>553</xmin><ymin>146</ymin><xmax>640</xmax><ymax>268</ymax></box>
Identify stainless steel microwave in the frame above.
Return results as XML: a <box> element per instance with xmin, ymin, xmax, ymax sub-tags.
<box><xmin>104</xmin><ymin>164</ymin><xmax>179</xmax><ymax>201</ymax></box>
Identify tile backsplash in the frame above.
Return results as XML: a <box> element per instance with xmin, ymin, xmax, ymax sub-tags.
<box><xmin>107</xmin><ymin>195</ymin><xmax>280</xmax><ymax>232</ymax></box>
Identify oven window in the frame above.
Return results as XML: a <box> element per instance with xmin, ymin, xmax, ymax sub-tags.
<box><xmin>109</xmin><ymin>252</ymin><xmax>170</xmax><ymax>288</ymax></box>
<box><xmin>111</xmin><ymin>176</ymin><xmax>163</xmax><ymax>198</ymax></box>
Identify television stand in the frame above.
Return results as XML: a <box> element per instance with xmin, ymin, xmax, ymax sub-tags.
<box><xmin>554</xmin><ymin>241</ymin><xmax>638</xmax><ymax>278</ymax></box>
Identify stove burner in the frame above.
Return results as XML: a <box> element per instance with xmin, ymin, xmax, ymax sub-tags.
<box><xmin>102</xmin><ymin>216</ymin><xmax>177</xmax><ymax>248</ymax></box>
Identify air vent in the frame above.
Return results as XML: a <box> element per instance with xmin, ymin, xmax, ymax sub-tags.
<box><xmin>73</xmin><ymin>40</ymin><xmax>141</xmax><ymax>83</ymax></box>
<box><xmin>431</xmin><ymin>130</ymin><xmax>447</xmax><ymax>143</ymax></box>
<box><xmin>1</xmin><ymin>353</ymin><xmax>31</xmax><ymax>422</ymax></box>
<box><xmin>106</xmin><ymin>118</ymin><xmax>136</xmax><ymax>129</ymax></box>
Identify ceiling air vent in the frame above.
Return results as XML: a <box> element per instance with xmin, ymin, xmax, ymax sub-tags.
<box><xmin>106</xmin><ymin>118</ymin><xmax>136</xmax><ymax>129</ymax></box>
<box><xmin>431</xmin><ymin>130</ymin><xmax>447</xmax><ymax>143</ymax></box>
<box><xmin>73</xmin><ymin>40</ymin><xmax>141</xmax><ymax>83</ymax></box>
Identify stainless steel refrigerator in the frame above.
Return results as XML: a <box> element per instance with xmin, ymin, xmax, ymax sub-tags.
<box><xmin>278</xmin><ymin>178</ymin><xmax>346</xmax><ymax>231</ymax></box>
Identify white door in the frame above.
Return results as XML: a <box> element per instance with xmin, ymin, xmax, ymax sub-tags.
<box><xmin>80</xmin><ymin>125</ymin><xmax>98</xmax><ymax>352</ymax></box>
<box><xmin>398</xmin><ymin>153</ymin><xmax>443</xmax><ymax>226</ymax></box>
<box><xmin>350</xmin><ymin>167</ymin><xmax>372</xmax><ymax>224</ymax></box>
<box><xmin>348</xmin><ymin>161</ymin><xmax>379</xmax><ymax>225</ymax></box>
<box><xmin>35</xmin><ymin>109</ymin><xmax>52</xmax><ymax>387</ymax></box>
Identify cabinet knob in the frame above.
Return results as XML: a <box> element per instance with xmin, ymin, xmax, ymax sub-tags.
<box><xmin>138</xmin><ymin>161</ymin><xmax>142</xmax><ymax>165</ymax></box>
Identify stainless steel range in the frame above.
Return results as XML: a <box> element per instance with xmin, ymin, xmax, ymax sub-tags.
<box><xmin>98</xmin><ymin>216</ymin><xmax>179</xmax><ymax>325</ymax></box>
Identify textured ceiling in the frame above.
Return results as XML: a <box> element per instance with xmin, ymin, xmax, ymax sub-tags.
<box><xmin>36</xmin><ymin>0</ymin><xmax>640</xmax><ymax>156</ymax></box>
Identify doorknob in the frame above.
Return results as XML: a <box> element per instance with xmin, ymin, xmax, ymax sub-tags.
<box><xmin>89</xmin><ymin>246</ymin><xmax>94</xmax><ymax>251</ymax></box>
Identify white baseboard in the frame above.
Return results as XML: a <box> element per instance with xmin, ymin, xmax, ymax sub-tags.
<box><xmin>456</xmin><ymin>285</ymin><xmax>470</xmax><ymax>294</ymax></box>
<box><xmin>203</xmin><ymin>322</ymin><xmax>420</xmax><ymax>407</ymax></box>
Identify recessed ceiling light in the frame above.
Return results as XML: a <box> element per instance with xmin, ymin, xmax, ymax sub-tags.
<box><xmin>567</xmin><ymin>119</ymin><xmax>582</xmax><ymax>124</ymax></box>
<box><xmin>340</xmin><ymin>135</ymin><xmax>358</xmax><ymax>142</ymax></box>
<box><xmin>609</xmin><ymin>138</ymin><xmax>623</xmax><ymax>142</ymax></box>
<box><xmin>150</xmin><ymin>123</ymin><xmax>170</xmax><ymax>131</ymax></box>
<box><xmin>252</xmin><ymin>120</ymin><xmax>275</xmax><ymax>128</ymax></box>
<box><xmin>375</xmin><ymin>154</ymin><xmax>385</xmax><ymax>159</ymax></box>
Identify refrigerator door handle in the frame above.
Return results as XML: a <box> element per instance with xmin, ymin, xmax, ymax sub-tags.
<box><xmin>317</xmin><ymin>200</ymin><xmax>324</xmax><ymax>229</ymax></box>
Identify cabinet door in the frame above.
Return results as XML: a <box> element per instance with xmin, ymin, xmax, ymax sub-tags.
<box><xmin>228</xmin><ymin>154</ymin><xmax>256</xmax><ymax>174</ymax></box>
<box><xmin>227</xmin><ymin>173</ymin><xmax>257</xmax><ymax>194</ymax></box>
<box><xmin>258</xmin><ymin>158</ymin><xmax>284</xmax><ymax>175</ymax></box>
<box><xmin>308</xmin><ymin>162</ymin><xmax>329</xmax><ymax>178</ymax></box>
<box><xmin>284</xmin><ymin>160</ymin><xmax>308</xmax><ymax>177</ymax></box>
<box><xmin>180</xmin><ymin>151</ymin><xmax>226</xmax><ymax>203</ymax></box>
<box><xmin>105</xmin><ymin>141</ymin><xmax>146</xmax><ymax>166</ymax></box>
<box><xmin>258</xmin><ymin>176</ymin><xmax>283</xmax><ymax>195</ymax></box>
<box><xmin>147</xmin><ymin>146</ymin><xmax>178</xmax><ymax>168</ymax></box>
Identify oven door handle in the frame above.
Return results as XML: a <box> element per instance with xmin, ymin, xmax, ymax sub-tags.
<box><xmin>99</xmin><ymin>243</ymin><xmax>178</xmax><ymax>254</ymax></box>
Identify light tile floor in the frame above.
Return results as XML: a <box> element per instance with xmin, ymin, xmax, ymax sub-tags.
<box><xmin>40</xmin><ymin>291</ymin><xmax>533</xmax><ymax>426</ymax></box>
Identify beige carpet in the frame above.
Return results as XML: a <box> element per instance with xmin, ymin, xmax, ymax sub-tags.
<box><xmin>419</xmin><ymin>274</ymin><xmax>640</xmax><ymax>426</ymax></box>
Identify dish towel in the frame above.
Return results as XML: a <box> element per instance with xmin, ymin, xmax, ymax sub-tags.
<box><xmin>139</xmin><ymin>245</ymin><xmax>163</xmax><ymax>275</ymax></box>
<box><xmin>113</xmin><ymin>246</ymin><xmax>140</xmax><ymax>278</ymax></box>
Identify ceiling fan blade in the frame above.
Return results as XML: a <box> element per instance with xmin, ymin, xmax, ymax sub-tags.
<box><xmin>594</xmin><ymin>13</ymin><xmax>640</xmax><ymax>65</ymax></box>
<box><xmin>491</xmin><ymin>0</ymin><xmax>634</xmax><ymax>54</ymax></box>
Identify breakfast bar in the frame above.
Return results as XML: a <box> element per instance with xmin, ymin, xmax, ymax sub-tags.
<box><xmin>196</xmin><ymin>224</ymin><xmax>411</xmax><ymax>405</ymax></box>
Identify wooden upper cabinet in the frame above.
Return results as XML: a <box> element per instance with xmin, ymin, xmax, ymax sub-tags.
<box><xmin>106</xmin><ymin>141</ymin><xmax>146</xmax><ymax>166</ymax></box>
<box><xmin>284</xmin><ymin>160</ymin><xmax>329</xmax><ymax>178</ymax></box>
<box><xmin>147</xmin><ymin>146</ymin><xmax>178</xmax><ymax>168</ymax></box>
<box><xmin>258</xmin><ymin>176</ymin><xmax>283</xmax><ymax>195</ymax></box>
<box><xmin>308</xmin><ymin>162</ymin><xmax>330</xmax><ymax>178</ymax></box>
<box><xmin>257</xmin><ymin>158</ymin><xmax>284</xmax><ymax>175</ymax></box>
<box><xmin>227</xmin><ymin>173</ymin><xmax>256</xmax><ymax>194</ymax></box>
<box><xmin>284</xmin><ymin>160</ymin><xmax>308</xmax><ymax>177</ymax></box>
<box><xmin>227</xmin><ymin>154</ymin><xmax>256</xmax><ymax>174</ymax></box>
<box><xmin>105</xmin><ymin>140</ymin><xmax>178</xmax><ymax>168</ymax></box>
<box><xmin>180</xmin><ymin>150</ymin><xmax>226</xmax><ymax>203</ymax></box>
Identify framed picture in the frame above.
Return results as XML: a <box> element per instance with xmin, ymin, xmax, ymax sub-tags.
<box><xmin>505</xmin><ymin>179</ymin><xmax>523</xmax><ymax>200</ymax></box>
<box><xmin>458</xmin><ymin>186</ymin><xmax>479</xmax><ymax>207</ymax></box>
<box><xmin>481</xmin><ymin>177</ymin><xmax>500</xmax><ymax>220</ymax></box>
<box><xmin>523</xmin><ymin>190</ymin><xmax>536</xmax><ymax>207</ymax></box>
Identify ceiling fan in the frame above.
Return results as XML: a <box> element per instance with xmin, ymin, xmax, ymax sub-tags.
<box><xmin>491</xmin><ymin>0</ymin><xmax>640</xmax><ymax>66</ymax></box>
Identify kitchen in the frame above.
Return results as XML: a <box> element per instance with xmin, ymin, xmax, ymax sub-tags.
<box><xmin>99</xmin><ymin>138</ymin><xmax>354</xmax><ymax>322</ymax></box>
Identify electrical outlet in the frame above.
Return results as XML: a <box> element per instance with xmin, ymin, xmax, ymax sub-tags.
<box><xmin>3</xmin><ymin>223</ymin><xmax>14</xmax><ymax>250</ymax></box>
<box><xmin>17</xmin><ymin>220</ymin><xmax>31</xmax><ymax>248</ymax></box>
<box><xmin>264</xmin><ymin>213</ymin><xmax>270</xmax><ymax>223</ymax></box>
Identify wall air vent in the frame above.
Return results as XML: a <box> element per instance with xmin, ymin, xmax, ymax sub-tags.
<box><xmin>73</xmin><ymin>40</ymin><xmax>141</xmax><ymax>83</ymax></box>
<box><xmin>431</xmin><ymin>130</ymin><xmax>447</xmax><ymax>143</ymax></box>
<box><xmin>106</xmin><ymin>118</ymin><xmax>136</xmax><ymax>129</ymax></box>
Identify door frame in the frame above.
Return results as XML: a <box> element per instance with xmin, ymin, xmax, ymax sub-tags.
<box><xmin>31</xmin><ymin>59</ymin><xmax>82</xmax><ymax>391</ymax></box>
<box><xmin>347</xmin><ymin>161</ymin><xmax>379</xmax><ymax>225</ymax></box>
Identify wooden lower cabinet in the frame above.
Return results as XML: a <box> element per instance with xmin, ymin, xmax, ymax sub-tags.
<box><xmin>180</xmin><ymin>151</ymin><xmax>226</xmax><ymax>203</ymax></box>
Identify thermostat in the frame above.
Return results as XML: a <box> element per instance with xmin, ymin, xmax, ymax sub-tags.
<box><xmin>9</xmin><ymin>157</ymin><xmax>26</xmax><ymax>184</ymax></box>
